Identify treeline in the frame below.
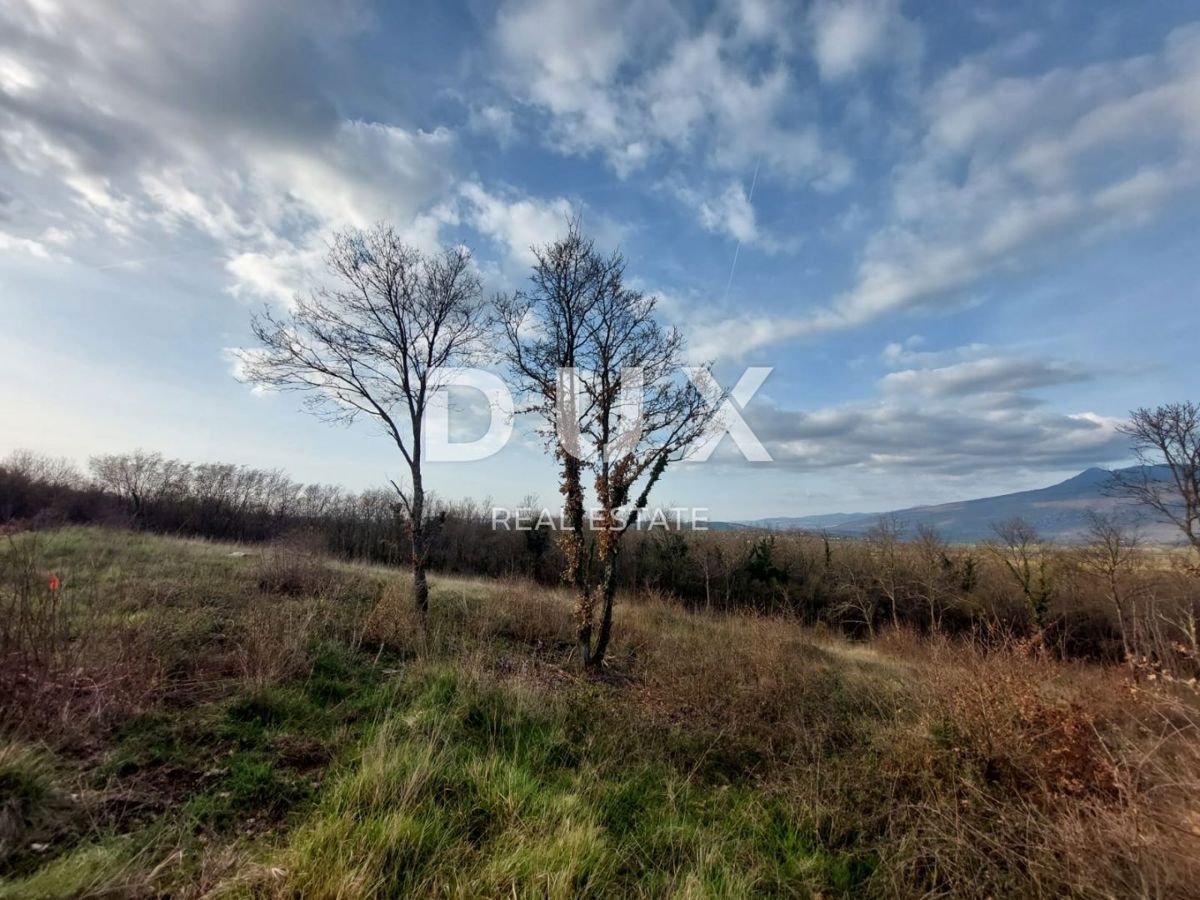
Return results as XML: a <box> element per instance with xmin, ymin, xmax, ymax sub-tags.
<box><xmin>3</xmin><ymin>448</ymin><xmax>1198</xmax><ymax>672</ymax></box>
<box><xmin>0</xmin><ymin>448</ymin><xmax>549</xmax><ymax>572</ymax></box>
<box><xmin>2</xmin><ymin>449</ymin><xmax>423</xmax><ymax>563</ymax></box>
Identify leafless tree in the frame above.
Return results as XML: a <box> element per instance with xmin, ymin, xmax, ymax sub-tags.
<box><xmin>989</xmin><ymin>517</ymin><xmax>1055</xmax><ymax>636</ymax></box>
<box><xmin>89</xmin><ymin>450</ymin><xmax>189</xmax><ymax>523</ymax></box>
<box><xmin>1113</xmin><ymin>402</ymin><xmax>1200</xmax><ymax>558</ymax></box>
<box><xmin>497</xmin><ymin>221</ymin><xmax>615</xmax><ymax>659</ymax></box>
<box><xmin>1078</xmin><ymin>511</ymin><xmax>1141</xmax><ymax>663</ymax></box>
<box><xmin>579</xmin><ymin>287</ymin><xmax>716</xmax><ymax>667</ymax></box>
<box><xmin>865</xmin><ymin>514</ymin><xmax>907</xmax><ymax>629</ymax></box>
<box><xmin>3</xmin><ymin>450</ymin><xmax>83</xmax><ymax>489</ymax></box>
<box><xmin>235</xmin><ymin>225</ymin><xmax>485</xmax><ymax>613</ymax></box>
<box><xmin>498</xmin><ymin>221</ymin><xmax>717</xmax><ymax>668</ymax></box>
<box><xmin>832</xmin><ymin>563</ymin><xmax>880</xmax><ymax>639</ymax></box>
<box><xmin>913</xmin><ymin>523</ymin><xmax>954</xmax><ymax>632</ymax></box>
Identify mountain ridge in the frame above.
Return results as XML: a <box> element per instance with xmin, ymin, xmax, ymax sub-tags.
<box><xmin>738</xmin><ymin>465</ymin><xmax>1181</xmax><ymax>543</ymax></box>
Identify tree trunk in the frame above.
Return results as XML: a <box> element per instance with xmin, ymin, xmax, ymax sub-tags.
<box><xmin>588</xmin><ymin>557</ymin><xmax>619</xmax><ymax>669</ymax></box>
<box><xmin>576</xmin><ymin>588</ymin><xmax>594</xmax><ymax>667</ymax></box>
<box><xmin>1110</xmin><ymin>574</ymin><xmax>1131</xmax><ymax>664</ymax></box>
<box><xmin>413</xmin><ymin>541</ymin><xmax>429</xmax><ymax>614</ymax></box>
<box><xmin>559</xmin><ymin>455</ymin><xmax>593</xmax><ymax>666</ymax></box>
<box><xmin>409</xmin><ymin>474</ymin><xmax>429</xmax><ymax>615</ymax></box>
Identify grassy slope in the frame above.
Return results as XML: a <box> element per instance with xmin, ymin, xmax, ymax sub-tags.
<box><xmin>1</xmin><ymin>528</ymin><xmax>1198</xmax><ymax>898</ymax></box>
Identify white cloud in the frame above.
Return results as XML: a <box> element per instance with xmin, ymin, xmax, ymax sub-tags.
<box><xmin>0</xmin><ymin>0</ymin><xmax>458</xmax><ymax>304</ymax></box>
<box><xmin>687</xmin><ymin>313</ymin><xmax>790</xmax><ymax>365</ymax></box>
<box><xmin>495</xmin><ymin>0</ymin><xmax>633</xmax><ymax>150</ymax></box>
<box><xmin>879</xmin><ymin>336</ymin><xmax>990</xmax><ymax>369</ymax></box>
<box><xmin>755</xmin><ymin>400</ymin><xmax>1125</xmax><ymax>474</ymax></box>
<box><xmin>492</xmin><ymin>0</ymin><xmax>850</xmax><ymax>187</ymax></box>
<box><xmin>732</xmin><ymin>0</ymin><xmax>786</xmax><ymax>43</ymax></box>
<box><xmin>688</xmin><ymin>23</ymin><xmax>1200</xmax><ymax>359</ymax></box>
<box><xmin>743</xmin><ymin>343</ymin><xmax>1119</xmax><ymax>474</ymax></box>
<box><xmin>457</xmin><ymin>182</ymin><xmax>576</xmax><ymax>267</ymax></box>
<box><xmin>809</xmin><ymin>0</ymin><xmax>921</xmax><ymax>82</ymax></box>
<box><xmin>225</xmin><ymin>248</ymin><xmax>322</xmax><ymax>306</ymax></box>
<box><xmin>669</xmin><ymin>176</ymin><xmax>806</xmax><ymax>254</ymax></box>
<box><xmin>879</xmin><ymin>356</ymin><xmax>1089</xmax><ymax>399</ymax></box>
<box><xmin>0</xmin><ymin>229</ymin><xmax>53</xmax><ymax>259</ymax></box>
<box><xmin>467</xmin><ymin>105</ymin><xmax>516</xmax><ymax>146</ymax></box>
<box><xmin>679</xmin><ymin>180</ymin><xmax>758</xmax><ymax>244</ymax></box>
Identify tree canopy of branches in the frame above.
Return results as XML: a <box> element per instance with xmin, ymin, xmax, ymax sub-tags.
<box><xmin>498</xmin><ymin>221</ymin><xmax>717</xmax><ymax>668</ymax></box>
<box><xmin>90</xmin><ymin>450</ymin><xmax>189</xmax><ymax>523</ymax></box>
<box><xmin>236</xmin><ymin>225</ymin><xmax>485</xmax><ymax>612</ymax></box>
<box><xmin>989</xmin><ymin>517</ymin><xmax>1055</xmax><ymax>635</ymax></box>
<box><xmin>1079</xmin><ymin>511</ymin><xmax>1142</xmax><ymax>662</ymax></box>
<box><xmin>1114</xmin><ymin>402</ymin><xmax>1200</xmax><ymax>557</ymax></box>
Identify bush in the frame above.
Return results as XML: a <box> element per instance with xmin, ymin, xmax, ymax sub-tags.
<box><xmin>363</xmin><ymin>578</ymin><xmax>425</xmax><ymax>653</ymax></box>
<box><xmin>256</xmin><ymin>531</ymin><xmax>336</xmax><ymax>597</ymax></box>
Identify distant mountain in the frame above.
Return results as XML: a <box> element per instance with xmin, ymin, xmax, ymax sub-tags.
<box><xmin>739</xmin><ymin>466</ymin><xmax>1182</xmax><ymax>543</ymax></box>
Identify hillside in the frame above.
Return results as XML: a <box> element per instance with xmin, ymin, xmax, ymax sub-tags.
<box><xmin>1</xmin><ymin>528</ymin><xmax>1198</xmax><ymax>898</ymax></box>
<box><xmin>745</xmin><ymin>465</ymin><xmax>1181</xmax><ymax>543</ymax></box>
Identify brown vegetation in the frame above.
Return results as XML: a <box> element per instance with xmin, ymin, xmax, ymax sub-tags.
<box><xmin>5</xmin><ymin>447</ymin><xmax>1200</xmax><ymax>680</ymax></box>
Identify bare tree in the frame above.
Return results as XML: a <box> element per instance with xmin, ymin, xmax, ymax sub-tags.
<box><xmin>1114</xmin><ymin>402</ymin><xmax>1200</xmax><ymax>557</ymax></box>
<box><xmin>1078</xmin><ymin>511</ymin><xmax>1141</xmax><ymax>663</ymax></box>
<box><xmin>499</xmin><ymin>222</ymin><xmax>717</xmax><ymax>668</ymax></box>
<box><xmin>832</xmin><ymin>562</ymin><xmax>879</xmax><ymax>639</ymax></box>
<box><xmin>913</xmin><ymin>523</ymin><xmax>953</xmax><ymax>632</ymax></box>
<box><xmin>3</xmin><ymin>450</ymin><xmax>83</xmax><ymax>489</ymax></box>
<box><xmin>865</xmin><ymin>514</ymin><xmax>907</xmax><ymax>629</ymax></box>
<box><xmin>497</xmin><ymin>220</ymin><xmax>617</xmax><ymax>651</ymax></box>
<box><xmin>577</xmin><ymin>285</ymin><xmax>715</xmax><ymax>667</ymax></box>
<box><xmin>989</xmin><ymin>517</ymin><xmax>1055</xmax><ymax>636</ymax></box>
<box><xmin>236</xmin><ymin>225</ymin><xmax>485</xmax><ymax>613</ymax></box>
<box><xmin>89</xmin><ymin>450</ymin><xmax>189</xmax><ymax>524</ymax></box>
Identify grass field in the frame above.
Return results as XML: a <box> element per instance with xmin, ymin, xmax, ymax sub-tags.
<box><xmin>2</xmin><ymin>527</ymin><xmax>1199</xmax><ymax>898</ymax></box>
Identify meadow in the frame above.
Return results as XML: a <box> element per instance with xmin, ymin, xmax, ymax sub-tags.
<box><xmin>2</xmin><ymin>526</ymin><xmax>1199</xmax><ymax>898</ymax></box>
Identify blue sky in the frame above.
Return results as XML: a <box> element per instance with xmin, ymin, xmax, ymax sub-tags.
<box><xmin>1</xmin><ymin>0</ymin><xmax>1198</xmax><ymax>518</ymax></box>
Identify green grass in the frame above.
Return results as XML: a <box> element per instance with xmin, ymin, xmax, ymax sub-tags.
<box><xmin>0</xmin><ymin>746</ymin><xmax>78</xmax><ymax>881</ymax></box>
<box><xmin>270</xmin><ymin>666</ymin><xmax>869</xmax><ymax>898</ymax></box>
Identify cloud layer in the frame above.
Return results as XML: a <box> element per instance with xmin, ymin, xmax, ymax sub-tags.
<box><xmin>743</xmin><ymin>342</ymin><xmax>1123</xmax><ymax>476</ymax></box>
<box><xmin>2</xmin><ymin>0</ymin><xmax>1195</xmax><ymax>512</ymax></box>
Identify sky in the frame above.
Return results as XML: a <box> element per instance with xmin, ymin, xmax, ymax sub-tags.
<box><xmin>1</xmin><ymin>0</ymin><xmax>1198</xmax><ymax>519</ymax></box>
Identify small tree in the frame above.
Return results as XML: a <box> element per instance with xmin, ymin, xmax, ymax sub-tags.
<box><xmin>1079</xmin><ymin>511</ymin><xmax>1141</xmax><ymax>663</ymax></box>
<box><xmin>1114</xmin><ymin>402</ymin><xmax>1200</xmax><ymax>558</ymax></box>
<box><xmin>865</xmin><ymin>514</ymin><xmax>907</xmax><ymax>629</ymax></box>
<box><xmin>913</xmin><ymin>523</ymin><xmax>954</xmax><ymax>632</ymax></box>
<box><xmin>989</xmin><ymin>517</ymin><xmax>1055</xmax><ymax>637</ymax></box>
<box><xmin>89</xmin><ymin>450</ymin><xmax>189</xmax><ymax>524</ymax></box>
<box><xmin>236</xmin><ymin>225</ymin><xmax>485</xmax><ymax>613</ymax></box>
<box><xmin>499</xmin><ymin>222</ymin><xmax>716</xmax><ymax>668</ymax></box>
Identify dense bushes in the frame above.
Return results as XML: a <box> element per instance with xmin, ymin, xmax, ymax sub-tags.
<box><xmin>3</xmin><ymin>449</ymin><xmax>1199</xmax><ymax>671</ymax></box>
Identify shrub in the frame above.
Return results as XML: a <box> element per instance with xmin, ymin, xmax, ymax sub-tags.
<box><xmin>235</xmin><ymin>600</ymin><xmax>319</xmax><ymax>690</ymax></box>
<box><xmin>256</xmin><ymin>531</ymin><xmax>335</xmax><ymax>597</ymax></box>
<box><xmin>363</xmin><ymin>578</ymin><xmax>425</xmax><ymax>653</ymax></box>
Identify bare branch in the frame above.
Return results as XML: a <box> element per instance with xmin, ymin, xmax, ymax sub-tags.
<box><xmin>1113</xmin><ymin>402</ymin><xmax>1200</xmax><ymax>555</ymax></box>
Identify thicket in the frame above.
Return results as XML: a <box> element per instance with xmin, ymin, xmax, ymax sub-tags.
<box><xmin>3</xmin><ymin>448</ymin><xmax>1198</xmax><ymax>674</ymax></box>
